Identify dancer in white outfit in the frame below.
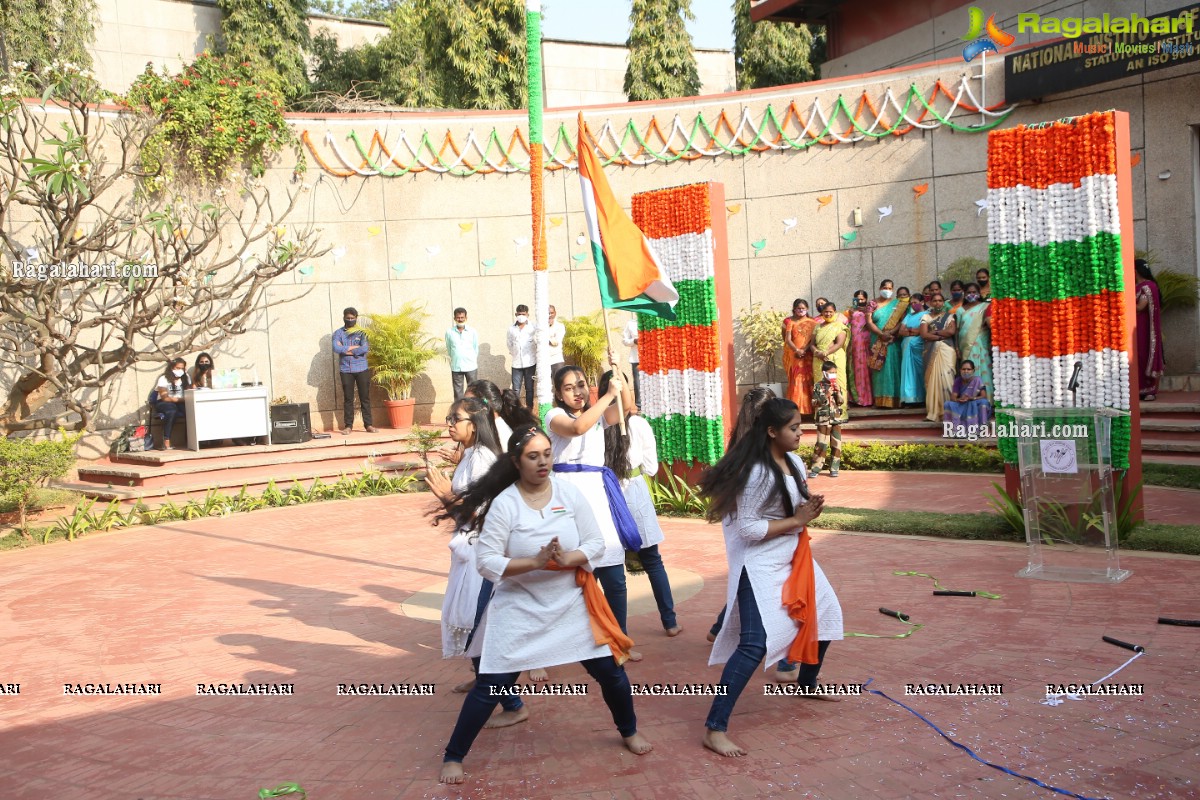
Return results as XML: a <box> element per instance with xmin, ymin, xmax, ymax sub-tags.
<box><xmin>697</xmin><ymin>397</ymin><xmax>843</xmax><ymax>757</ymax></box>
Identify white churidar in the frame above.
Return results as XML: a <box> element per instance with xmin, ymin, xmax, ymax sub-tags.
<box><xmin>545</xmin><ymin>406</ymin><xmax>625</xmax><ymax>568</ymax></box>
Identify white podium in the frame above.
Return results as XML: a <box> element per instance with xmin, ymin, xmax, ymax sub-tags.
<box><xmin>183</xmin><ymin>386</ymin><xmax>271</xmax><ymax>451</ymax></box>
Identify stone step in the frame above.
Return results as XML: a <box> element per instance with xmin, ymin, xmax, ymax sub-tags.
<box><xmin>1159</xmin><ymin>375</ymin><xmax>1200</xmax><ymax>392</ymax></box>
<box><xmin>1140</xmin><ymin>418</ymin><xmax>1200</xmax><ymax>433</ymax></box>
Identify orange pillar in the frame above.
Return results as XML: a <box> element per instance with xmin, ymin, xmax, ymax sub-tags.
<box><xmin>1113</xmin><ymin>111</ymin><xmax>1144</xmax><ymax>522</ymax></box>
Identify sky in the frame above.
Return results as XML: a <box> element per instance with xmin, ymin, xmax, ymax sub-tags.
<box><xmin>541</xmin><ymin>0</ymin><xmax>735</xmax><ymax>50</ymax></box>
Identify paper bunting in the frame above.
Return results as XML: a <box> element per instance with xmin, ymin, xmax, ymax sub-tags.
<box><xmin>1130</xmin><ymin>152</ymin><xmax>1142</xmax><ymax>167</ymax></box>
<box><xmin>975</xmin><ymin>199</ymin><xmax>989</xmax><ymax>216</ymax></box>
<box><xmin>816</xmin><ymin>195</ymin><xmax>833</xmax><ymax>209</ymax></box>
<box><xmin>782</xmin><ymin>218</ymin><xmax>798</xmax><ymax>234</ymax></box>
<box><xmin>840</xmin><ymin>231</ymin><xmax>858</xmax><ymax>247</ymax></box>
<box><xmin>481</xmin><ymin>258</ymin><xmax>497</xmax><ymax>271</ymax></box>
<box><xmin>390</xmin><ymin>262</ymin><xmax>407</xmax><ymax>275</ymax></box>
<box><xmin>726</xmin><ymin>204</ymin><xmax>741</xmax><ymax>216</ymax></box>
<box><xmin>938</xmin><ymin>221</ymin><xmax>956</xmax><ymax>239</ymax></box>
<box><xmin>751</xmin><ymin>239</ymin><xmax>767</xmax><ymax>256</ymax></box>
<box><xmin>549</xmin><ymin>216</ymin><xmax>564</xmax><ymax>227</ymax></box>
<box><xmin>458</xmin><ymin>222</ymin><xmax>474</xmax><ymax>233</ymax></box>
<box><xmin>913</xmin><ymin>183</ymin><xmax>929</xmax><ymax>198</ymax></box>
<box><xmin>367</xmin><ymin>225</ymin><xmax>381</xmax><ymax>236</ymax></box>
<box><xmin>330</xmin><ymin>246</ymin><xmax>347</xmax><ymax>262</ymax></box>
<box><xmin>877</xmin><ymin>205</ymin><xmax>893</xmax><ymax>222</ymax></box>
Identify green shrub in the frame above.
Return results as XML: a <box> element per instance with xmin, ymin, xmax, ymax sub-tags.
<box><xmin>0</xmin><ymin>429</ymin><xmax>82</xmax><ymax>536</ymax></box>
<box><xmin>794</xmin><ymin>442</ymin><xmax>1003</xmax><ymax>473</ymax></box>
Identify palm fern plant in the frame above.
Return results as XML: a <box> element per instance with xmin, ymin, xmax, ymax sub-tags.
<box><xmin>562</xmin><ymin>313</ymin><xmax>609</xmax><ymax>384</ymax></box>
<box><xmin>365</xmin><ymin>302</ymin><xmax>442</xmax><ymax>401</ymax></box>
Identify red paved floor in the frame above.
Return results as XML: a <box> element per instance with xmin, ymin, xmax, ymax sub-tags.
<box><xmin>1</xmin><ymin>492</ymin><xmax>1198</xmax><ymax>799</ymax></box>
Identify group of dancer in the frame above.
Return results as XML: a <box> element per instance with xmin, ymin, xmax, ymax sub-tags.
<box><xmin>427</xmin><ymin>361</ymin><xmax>841</xmax><ymax>783</ymax></box>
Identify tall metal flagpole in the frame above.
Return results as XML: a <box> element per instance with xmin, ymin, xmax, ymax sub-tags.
<box><xmin>526</xmin><ymin>0</ymin><xmax>552</xmax><ymax>422</ymax></box>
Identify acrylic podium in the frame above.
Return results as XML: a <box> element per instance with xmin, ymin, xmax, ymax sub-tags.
<box><xmin>1010</xmin><ymin>408</ymin><xmax>1131</xmax><ymax>584</ymax></box>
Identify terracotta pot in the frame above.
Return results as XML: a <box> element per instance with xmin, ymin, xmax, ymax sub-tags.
<box><xmin>383</xmin><ymin>398</ymin><xmax>415</xmax><ymax>429</ymax></box>
<box><xmin>588</xmin><ymin>387</ymin><xmax>600</xmax><ymax>406</ymax></box>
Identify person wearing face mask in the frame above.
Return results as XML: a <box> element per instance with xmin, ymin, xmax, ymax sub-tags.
<box><xmin>948</xmin><ymin>280</ymin><xmax>966</xmax><ymax>314</ymax></box>
<box><xmin>191</xmin><ymin>352</ymin><xmax>215</xmax><ymax>390</ymax></box>
<box><xmin>898</xmin><ymin>291</ymin><xmax>927</xmax><ymax>407</ymax></box>
<box><xmin>811</xmin><ymin>302</ymin><xmax>849</xmax><ymax>418</ymax></box>
<box><xmin>543</xmin><ymin>305</ymin><xmax>567</xmax><ymax>379</ymax></box>
<box><xmin>333</xmin><ymin>307</ymin><xmax>376</xmax><ymax>435</ymax></box>
<box><xmin>976</xmin><ymin>268</ymin><xmax>992</xmax><ymax>301</ymax></box>
<box><xmin>153</xmin><ymin>357</ymin><xmax>192</xmax><ymax>450</ymax></box>
<box><xmin>919</xmin><ymin>293</ymin><xmax>958</xmax><ymax>422</ymax></box>
<box><xmin>847</xmin><ymin>290</ymin><xmax>874</xmax><ymax>406</ymax></box>
<box><xmin>954</xmin><ymin>283</ymin><xmax>993</xmax><ymax>397</ymax></box>
<box><xmin>944</xmin><ymin>360</ymin><xmax>993</xmax><ymax>428</ymax></box>
<box><xmin>810</xmin><ymin>360</ymin><xmax>846</xmax><ymax>478</ymax></box>
<box><xmin>446</xmin><ymin>307</ymin><xmax>480</xmax><ymax>402</ymax></box>
<box><xmin>507</xmin><ymin>304</ymin><xmax>536</xmax><ymax>408</ymax></box>
<box><xmin>782</xmin><ymin>299</ymin><xmax>817</xmax><ymax>416</ymax></box>
<box><xmin>867</xmin><ymin>279</ymin><xmax>909</xmax><ymax>408</ymax></box>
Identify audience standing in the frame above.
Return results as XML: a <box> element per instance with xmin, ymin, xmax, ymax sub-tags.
<box><xmin>333</xmin><ymin>307</ymin><xmax>375</xmax><ymax>434</ymax></box>
<box><xmin>507</xmin><ymin>304</ymin><xmax>536</xmax><ymax>407</ymax></box>
<box><xmin>446</xmin><ymin>307</ymin><xmax>480</xmax><ymax>402</ymax></box>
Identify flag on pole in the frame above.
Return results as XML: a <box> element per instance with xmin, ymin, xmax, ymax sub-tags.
<box><xmin>577</xmin><ymin>114</ymin><xmax>678</xmax><ymax>320</ymax></box>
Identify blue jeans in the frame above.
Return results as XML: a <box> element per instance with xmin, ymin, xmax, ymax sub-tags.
<box><xmin>468</xmin><ymin>579</ymin><xmax>521</xmax><ymax>714</ymax></box>
<box><xmin>154</xmin><ymin>399</ymin><xmax>185</xmax><ymax>443</ymax></box>
<box><xmin>511</xmin><ymin>365</ymin><xmax>535</xmax><ymax>407</ymax></box>
<box><xmin>444</xmin><ymin>655</ymin><xmax>636</xmax><ymax>763</ymax></box>
<box><xmin>594</xmin><ymin>564</ymin><xmax>628</xmax><ymax>633</ymax></box>
<box><xmin>709</xmin><ymin>603</ymin><xmax>793</xmax><ymax>671</ymax></box>
<box><xmin>638</xmin><ymin>545</ymin><xmax>677</xmax><ymax>630</ymax></box>
<box><xmin>706</xmin><ymin>568</ymin><xmax>766</xmax><ymax>732</ymax></box>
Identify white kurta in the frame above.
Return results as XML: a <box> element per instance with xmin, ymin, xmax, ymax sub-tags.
<box><xmin>709</xmin><ymin>455</ymin><xmax>844</xmax><ymax>671</ymax></box>
<box><xmin>476</xmin><ymin>478</ymin><xmax>609</xmax><ymax>674</ymax></box>
<box><xmin>494</xmin><ymin>415</ymin><xmax>513</xmax><ymax>449</ymax></box>
<box><xmin>622</xmin><ymin>415</ymin><xmax>664</xmax><ymax>549</ymax></box>
<box><xmin>545</xmin><ymin>407</ymin><xmax>625</xmax><ymax>568</ymax></box>
<box><xmin>440</xmin><ymin>445</ymin><xmax>498</xmax><ymax>659</ymax></box>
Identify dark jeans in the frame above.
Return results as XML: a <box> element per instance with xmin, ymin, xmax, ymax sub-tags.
<box><xmin>706</xmin><ymin>569</ymin><xmax>767</xmax><ymax>732</ymax></box>
<box><xmin>340</xmin><ymin>370</ymin><xmax>372</xmax><ymax>428</ymax></box>
<box><xmin>511</xmin><ymin>365</ymin><xmax>535</xmax><ymax>407</ymax></box>
<box><xmin>594</xmin><ymin>563</ymin><xmax>628</xmax><ymax>634</ymax></box>
<box><xmin>444</xmin><ymin>655</ymin><xmax>636</xmax><ymax>763</ymax></box>
<box><xmin>638</xmin><ymin>545</ymin><xmax>677</xmax><ymax>630</ymax></box>
<box><xmin>451</xmin><ymin>370</ymin><xmax>477</xmax><ymax>401</ymax></box>
<box><xmin>154</xmin><ymin>399</ymin><xmax>185</xmax><ymax>443</ymax></box>
<box><xmin>631</xmin><ymin>363</ymin><xmax>641</xmax><ymax>406</ymax></box>
<box><xmin>468</xmin><ymin>579</ymin><xmax>521</xmax><ymax>713</ymax></box>
<box><xmin>709</xmin><ymin>603</ymin><xmax>792</xmax><ymax>671</ymax></box>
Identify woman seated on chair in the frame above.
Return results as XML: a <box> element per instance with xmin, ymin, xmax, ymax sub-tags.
<box><xmin>192</xmin><ymin>352</ymin><xmax>215</xmax><ymax>389</ymax></box>
<box><xmin>154</xmin><ymin>357</ymin><xmax>192</xmax><ymax>450</ymax></box>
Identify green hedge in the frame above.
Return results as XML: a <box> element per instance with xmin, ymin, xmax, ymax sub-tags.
<box><xmin>795</xmin><ymin>442</ymin><xmax>1004</xmax><ymax>473</ymax></box>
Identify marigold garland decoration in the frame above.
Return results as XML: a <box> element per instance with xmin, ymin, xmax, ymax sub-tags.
<box><xmin>987</xmin><ymin>111</ymin><xmax>1131</xmax><ymax>469</ymax></box>
<box><xmin>631</xmin><ymin>183</ymin><xmax>724</xmax><ymax>465</ymax></box>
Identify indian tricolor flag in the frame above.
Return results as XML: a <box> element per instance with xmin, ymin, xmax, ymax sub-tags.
<box><xmin>578</xmin><ymin>115</ymin><xmax>678</xmax><ymax>320</ymax></box>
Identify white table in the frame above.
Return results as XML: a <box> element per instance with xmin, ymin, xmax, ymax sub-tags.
<box><xmin>183</xmin><ymin>386</ymin><xmax>271</xmax><ymax>451</ymax></box>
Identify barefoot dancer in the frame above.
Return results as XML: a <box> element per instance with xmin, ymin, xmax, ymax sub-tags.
<box><xmin>547</xmin><ymin>362</ymin><xmax>645</xmax><ymax>661</ymax></box>
<box><xmin>697</xmin><ymin>398</ymin><xmax>844</xmax><ymax>757</ymax></box>
<box><xmin>435</xmin><ymin>426</ymin><xmax>652</xmax><ymax>784</ymax></box>
<box><xmin>599</xmin><ymin>371</ymin><xmax>682</xmax><ymax>637</ymax></box>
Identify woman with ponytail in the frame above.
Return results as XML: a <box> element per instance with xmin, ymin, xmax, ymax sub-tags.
<box><xmin>435</xmin><ymin>425</ymin><xmax>652</xmax><ymax>784</ymax></box>
<box><xmin>697</xmin><ymin>398</ymin><xmax>843</xmax><ymax>757</ymax></box>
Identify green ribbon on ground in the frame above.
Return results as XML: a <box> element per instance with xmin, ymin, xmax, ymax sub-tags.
<box><xmin>259</xmin><ymin>784</ymin><xmax>306</xmax><ymax>800</ymax></box>
<box><xmin>844</xmin><ymin>612</ymin><xmax>925</xmax><ymax>640</ymax></box>
<box><xmin>893</xmin><ymin>570</ymin><xmax>1001</xmax><ymax>600</ymax></box>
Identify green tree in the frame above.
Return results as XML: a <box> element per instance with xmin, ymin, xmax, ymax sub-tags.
<box><xmin>217</xmin><ymin>0</ymin><xmax>312</xmax><ymax>101</ymax></box>
<box><xmin>732</xmin><ymin>0</ymin><xmax>824</xmax><ymax>90</ymax></box>
<box><xmin>415</xmin><ymin>0</ymin><xmax>526</xmax><ymax>109</ymax></box>
<box><xmin>308</xmin><ymin>0</ymin><xmax>396</xmax><ymax>19</ymax></box>
<box><xmin>0</xmin><ymin>0</ymin><xmax>97</xmax><ymax>76</ymax></box>
<box><xmin>624</xmin><ymin>0</ymin><xmax>701</xmax><ymax>101</ymax></box>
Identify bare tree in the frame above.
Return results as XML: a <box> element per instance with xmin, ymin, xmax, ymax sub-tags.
<box><xmin>0</xmin><ymin>63</ymin><xmax>327</xmax><ymax>434</ymax></box>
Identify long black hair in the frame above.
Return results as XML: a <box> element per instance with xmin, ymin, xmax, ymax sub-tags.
<box><xmin>431</xmin><ymin>424</ymin><xmax>547</xmax><ymax>531</ymax></box>
<box><xmin>553</xmin><ymin>364</ymin><xmax>590</xmax><ymax>414</ymax></box>
<box><xmin>499</xmin><ymin>388</ymin><xmax>538</xmax><ymax>429</ymax></box>
<box><xmin>465</xmin><ymin>378</ymin><xmax>501</xmax><ymax>410</ymax></box>
<box><xmin>1134</xmin><ymin>258</ymin><xmax>1155</xmax><ymax>284</ymax></box>
<box><xmin>451</xmin><ymin>397</ymin><xmax>502</xmax><ymax>457</ymax></box>
<box><xmin>699</xmin><ymin>398</ymin><xmax>805</xmax><ymax>524</ymax></box>
<box><xmin>728</xmin><ymin>386</ymin><xmax>776</xmax><ymax>448</ymax></box>
<box><xmin>597</xmin><ymin>370</ymin><xmax>631</xmax><ymax>480</ymax></box>
<box><xmin>162</xmin><ymin>357</ymin><xmax>192</xmax><ymax>388</ymax></box>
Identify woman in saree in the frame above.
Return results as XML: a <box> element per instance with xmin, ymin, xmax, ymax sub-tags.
<box><xmin>782</xmin><ymin>298</ymin><xmax>817</xmax><ymax>415</ymax></box>
<box><xmin>867</xmin><ymin>280</ymin><xmax>909</xmax><ymax>409</ymax></box>
<box><xmin>955</xmin><ymin>282</ymin><xmax>993</xmax><ymax>395</ymax></box>
<box><xmin>848</xmin><ymin>289</ymin><xmax>874</xmax><ymax>406</ymax></box>
<box><xmin>919</xmin><ymin>292</ymin><xmax>957</xmax><ymax>422</ymax></box>
<box><xmin>898</xmin><ymin>291</ymin><xmax>927</xmax><ymax>406</ymax></box>
<box><xmin>812</xmin><ymin>302</ymin><xmax>849</xmax><ymax>418</ymax></box>
<box><xmin>943</xmin><ymin>360</ymin><xmax>993</xmax><ymax>427</ymax></box>
<box><xmin>1135</xmin><ymin>259</ymin><xmax>1165</xmax><ymax>401</ymax></box>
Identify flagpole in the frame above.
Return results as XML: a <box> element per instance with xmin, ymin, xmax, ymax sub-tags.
<box><xmin>601</xmin><ymin>306</ymin><xmax>628</xmax><ymax>436</ymax></box>
<box><xmin>526</xmin><ymin>0</ymin><xmax>552</xmax><ymax>423</ymax></box>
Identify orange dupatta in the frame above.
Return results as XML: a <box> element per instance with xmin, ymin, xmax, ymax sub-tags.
<box><xmin>781</xmin><ymin>527</ymin><xmax>820</xmax><ymax>666</ymax></box>
<box><xmin>546</xmin><ymin>563</ymin><xmax>634</xmax><ymax>665</ymax></box>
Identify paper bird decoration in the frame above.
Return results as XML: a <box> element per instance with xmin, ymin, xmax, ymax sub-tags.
<box><xmin>367</xmin><ymin>225</ymin><xmax>382</xmax><ymax>236</ymax></box>
<box><xmin>275</xmin><ymin>226</ymin><xmax>287</xmax><ymax>237</ymax></box>
<box><xmin>481</xmin><ymin>258</ymin><xmax>497</xmax><ymax>271</ymax></box>
<box><xmin>975</xmin><ymin>199</ymin><xmax>989</xmax><ymax>216</ymax></box>
<box><xmin>298</xmin><ymin>265</ymin><xmax>314</xmax><ymax>276</ymax></box>
<box><xmin>751</xmin><ymin>239</ymin><xmax>767</xmax><ymax>256</ymax></box>
<box><xmin>576</xmin><ymin>234</ymin><xmax>586</xmax><ymax>246</ymax></box>
<box><xmin>571</xmin><ymin>253</ymin><xmax>587</xmax><ymax>265</ymax></box>
<box><xmin>425</xmin><ymin>245</ymin><xmax>441</xmax><ymax>258</ymax></box>
<box><xmin>726</xmin><ymin>204</ymin><xmax>741</xmax><ymax>216</ymax></box>
<box><xmin>204</xmin><ymin>270</ymin><xmax>216</xmax><ymax>285</ymax></box>
<box><xmin>513</xmin><ymin>237</ymin><xmax>529</xmax><ymax>254</ymax></box>
<box><xmin>817</xmin><ymin>195</ymin><xmax>833</xmax><ymax>209</ymax></box>
<box><xmin>1130</xmin><ymin>152</ymin><xmax>1142</xmax><ymax>167</ymax></box>
<box><xmin>938</xmin><ymin>221</ymin><xmax>957</xmax><ymax>239</ymax></box>
<box><xmin>391</xmin><ymin>262</ymin><xmax>407</xmax><ymax>275</ymax></box>
<box><xmin>783</xmin><ymin>218</ymin><xmax>798</xmax><ymax>234</ymax></box>
<box><xmin>877</xmin><ymin>206</ymin><xmax>893</xmax><ymax>222</ymax></box>
<box><xmin>549</xmin><ymin>216</ymin><xmax>564</xmax><ymax>227</ymax></box>
<box><xmin>840</xmin><ymin>231</ymin><xmax>858</xmax><ymax>248</ymax></box>
<box><xmin>330</xmin><ymin>246</ymin><xmax>347</xmax><ymax>262</ymax></box>
<box><xmin>459</xmin><ymin>222</ymin><xmax>474</xmax><ymax>234</ymax></box>
<box><xmin>913</xmin><ymin>184</ymin><xmax>929</xmax><ymax>198</ymax></box>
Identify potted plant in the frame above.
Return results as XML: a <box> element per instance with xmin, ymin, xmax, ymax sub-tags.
<box><xmin>737</xmin><ymin>303</ymin><xmax>786</xmax><ymax>395</ymax></box>
<box><xmin>562</xmin><ymin>313</ymin><xmax>610</xmax><ymax>403</ymax></box>
<box><xmin>365</xmin><ymin>302</ymin><xmax>442</xmax><ymax>429</ymax></box>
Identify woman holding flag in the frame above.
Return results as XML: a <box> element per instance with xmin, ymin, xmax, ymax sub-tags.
<box><xmin>434</xmin><ymin>425</ymin><xmax>651</xmax><ymax>784</ymax></box>
<box><xmin>697</xmin><ymin>398</ymin><xmax>844</xmax><ymax>757</ymax></box>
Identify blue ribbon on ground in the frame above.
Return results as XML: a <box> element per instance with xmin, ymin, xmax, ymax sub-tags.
<box><xmin>552</xmin><ymin>464</ymin><xmax>642</xmax><ymax>551</ymax></box>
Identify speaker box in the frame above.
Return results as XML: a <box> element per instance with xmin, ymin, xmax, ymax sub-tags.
<box><xmin>270</xmin><ymin>403</ymin><xmax>312</xmax><ymax>444</ymax></box>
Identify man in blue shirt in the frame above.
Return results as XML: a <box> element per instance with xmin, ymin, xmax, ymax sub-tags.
<box><xmin>445</xmin><ymin>307</ymin><xmax>479</xmax><ymax>401</ymax></box>
<box><xmin>333</xmin><ymin>307</ymin><xmax>376</xmax><ymax>434</ymax></box>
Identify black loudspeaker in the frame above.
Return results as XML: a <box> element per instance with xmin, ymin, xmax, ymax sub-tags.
<box><xmin>270</xmin><ymin>403</ymin><xmax>312</xmax><ymax>444</ymax></box>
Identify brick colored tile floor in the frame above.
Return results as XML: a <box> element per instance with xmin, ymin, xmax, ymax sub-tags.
<box><xmin>1</xmin><ymin>491</ymin><xmax>1198</xmax><ymax>799</ymax></box>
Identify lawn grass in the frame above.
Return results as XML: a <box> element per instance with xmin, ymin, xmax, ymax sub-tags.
<box><xmin>0</xmin><ymin>487</ymin><xmax>82</xmax><ymax>515</ymax></box>
<box><xmin>1142</xmin><ymin>462</ymin><xmax>1200</xmax><ymax>491</ymax></box>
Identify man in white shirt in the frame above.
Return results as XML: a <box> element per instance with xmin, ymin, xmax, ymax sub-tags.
<box><xmin>445</xmin><ymin>307</ymin><xmax>479</xmax><ymax>401</ymax></box>
<box><xmin>543</xmin><ymin>304</ymin><xmax>566</xmax><ymax>379</ymax></box>
<box><xmin>507</xmin><ymin>303</ymin><xmax>536</xmax><ymax>406</ymax></box>
<box><xmin>622</xmin><ymin>316</ymin><xmax>641</xmax><ymax>406</ymax></box>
